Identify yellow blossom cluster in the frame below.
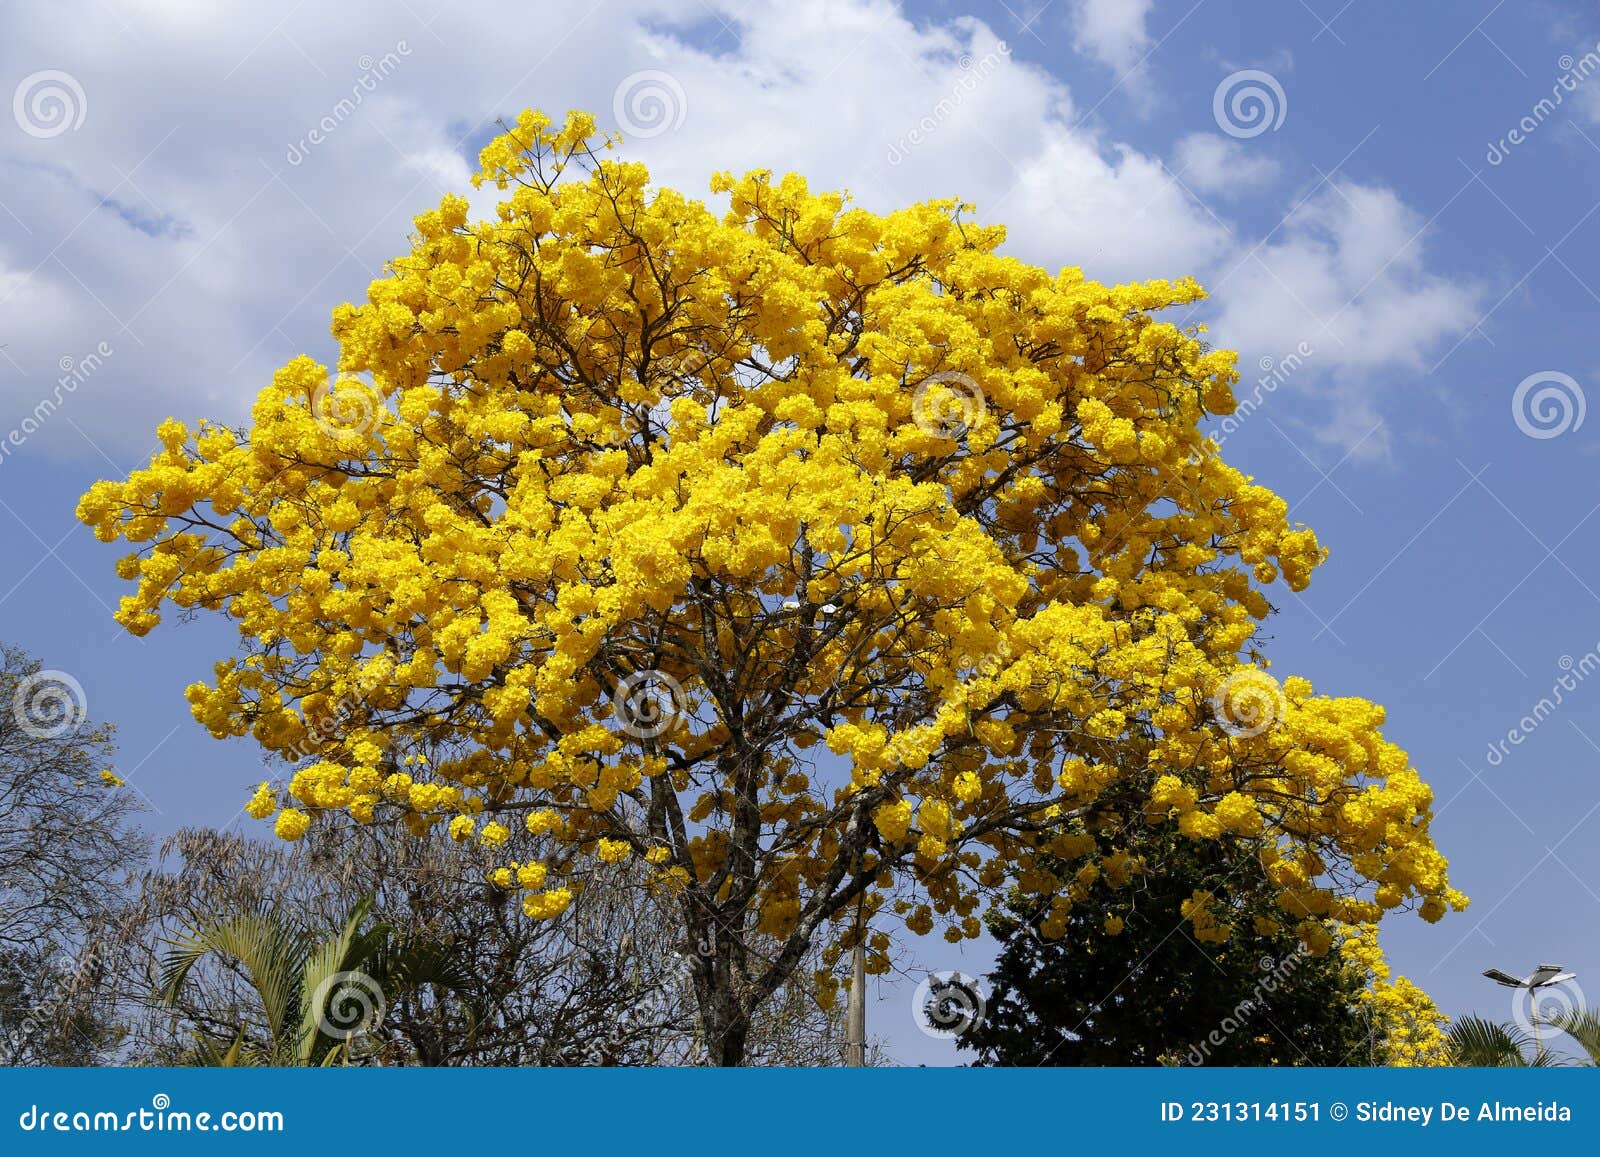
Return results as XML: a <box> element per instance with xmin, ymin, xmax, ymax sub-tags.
<box><xmin>77</xmin><ymin>109</ymin><xmax>1462</xmax><ymax>965</ymax></box>
<box><xmin>1341</xmin><ymin>926</ymin><xmax>1452</xmax><ymax>1066</ymax></box>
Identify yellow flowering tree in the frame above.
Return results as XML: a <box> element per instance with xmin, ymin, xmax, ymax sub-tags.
<box><xmin>79</xmin><ymin>110</ymin><xmax>1464</xmax><ymax>1064</ymax></box>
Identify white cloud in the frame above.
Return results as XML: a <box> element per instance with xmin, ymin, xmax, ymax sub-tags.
<box><xmin>1068</xmin><ymin>0</ymin><xmax>1154</xmax><ymax>76</ymax></box>
<box><xmin>1212</xmin><ymin>180</ymin><xmax>1483</xmax><ymax>458</ymax></box>
<box><xmin>1172</xmin><ymin>132</ymin><xmax>1280</xmax><ymax>198</ymax></box>
<box><xmin>0</xmin><ymin>0</ymin><xmax>1479</xmax><ymax>465</ymax></box>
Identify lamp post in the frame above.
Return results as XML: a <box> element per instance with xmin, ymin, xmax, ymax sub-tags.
<box><xmin>1483</xmin><ymin>963</ymin><xmax>1578</xmax><ymax>1060</ymax></box>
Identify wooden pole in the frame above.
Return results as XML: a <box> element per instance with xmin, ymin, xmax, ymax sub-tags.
<box><xmin>845</xmin><ymin>932</ymin><xmax>866</xmax><ymax>1065</ymax></box>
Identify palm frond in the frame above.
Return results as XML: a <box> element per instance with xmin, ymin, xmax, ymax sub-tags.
<box><xmin>1547</xmin><ymin>1008</ymin><xmax>1600</xmax><ymax>1067</ymax></box>
<box><xmin>160</xmin><ymin>912</ymin><xmax>310</xmax><ymax>1051</ymax></box>
<box><xmin>1448</xmin><ymin>1015</ymin><xmax>1535</xmax><ymax>1067</ymax></box>
<box><xmin>294</xmin><ymin>896</ymin><xmax>386</xmax><ymax>1064</ymax></box>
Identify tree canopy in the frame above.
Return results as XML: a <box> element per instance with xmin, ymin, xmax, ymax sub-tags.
<box><xmin>959</xmin><ymin>827</ymin><xmax>1376</xmax><ymax>1066</ymax></box>
<box><xmin>0</xmin><ymin>644</ymin><xmax>147</xmax><ymax>1065</ymax></box>
<box><xmin>78</xmin><ymin>109</ymin><xmax>1466</xmax><ymax>1063</ymax></box>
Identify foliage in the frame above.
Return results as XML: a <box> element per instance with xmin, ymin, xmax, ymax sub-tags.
<box><xmin>123</xmin><ymin>824</ymin><xmax>853</xmax><ymax>1065</ymax></box>
<box><xmin>961</xmin><ymin>824</ymin><xmax>1373</xmax><ymax>1066</ymax></box>
<box><xmin>0</xmin><ymin>643</ymin><xmax>147</xmax><ymax>1064</ymax></box>
<box><xmin>1447</xmin><ymin>1009</ymin><xmax>1600</xmax><ymax>1068</ymax></box>
<box><xmin>79</xmin><ymin>110</ymin><xmax>1463</xmax><ymax>1062</ymax></box>
<box><xmin>157</xmin><ymin>893</ymin><xmax>483</xmax><ymax>1065</ymax></box>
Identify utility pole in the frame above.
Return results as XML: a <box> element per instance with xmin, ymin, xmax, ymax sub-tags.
<box><xmin>845</xmin><ymin>886</ymin><xmax>866</xmax><ymax>1066</ymax></box>
<box><xmin>845</xmin><ymin>936</ymin><xmax>866</xmax><ymax>1065</ymax></box>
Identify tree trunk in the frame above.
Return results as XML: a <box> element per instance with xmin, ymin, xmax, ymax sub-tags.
<box><xmin>697</xmin><ymin>981</ymin><xmax>752</xmax><ymax>1066</ymax></box>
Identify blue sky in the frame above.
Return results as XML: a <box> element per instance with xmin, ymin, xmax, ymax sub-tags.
<box><xmin>2</xmin><ymin>0</ymin><xmax>1599</xmax><ymax>1064</ymax></box>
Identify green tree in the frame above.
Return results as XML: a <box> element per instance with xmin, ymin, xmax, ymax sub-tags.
<box><xmin>960</xmin><ymin>824</ymin><xmax>1372</xmax><ymax>1066</ymax></box>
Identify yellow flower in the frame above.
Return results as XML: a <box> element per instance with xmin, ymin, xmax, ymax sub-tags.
<box><xmin>75</xmin><ymin>107</ymin><xmax>1462</xmax><ymax>990</ymax></box>
<box><xmin>525</xmin><ymin>809</ymin><xmax>561</xmax><ymax>836</ymax></box>
<box><xmin>873</xmin><ymin>800</ymin><xmax>913</xmax><ymax>842</ymax></box>
<box><xmin>522</xmin><ymin>887</ymin><xmax>574</xmax><ymax>920</ymax></box>
<box><xmin>245</xmin><ymin>781</ymin><xmax>276</xmax><ymax>819</ymax></box>
<box><xmin>275</xmin><ymin>808</ymin><xmax>310</xmax><ymax>841</ymax></box>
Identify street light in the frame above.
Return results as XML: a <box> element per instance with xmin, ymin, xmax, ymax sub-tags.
<box><xmin>1483</xmin><ymin>963</ymin><xmax>1578</xmax><ymax>1059</ymax></box>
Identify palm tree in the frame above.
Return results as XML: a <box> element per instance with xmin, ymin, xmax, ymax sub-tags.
<box><xmin>159</xmin><ymin>896</ymin><xmax>478</xmax><ymax>1065</ymax></box>
<box><xmin>1447</xmin><ymin>1010</ymin><xmax>1599</xmax><ymax>1067</ymax></box>
<box><xmin>1548</xmin><ymin>1009</ymin><xmax>1600</xmax><ymax>1065</ymax></box>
